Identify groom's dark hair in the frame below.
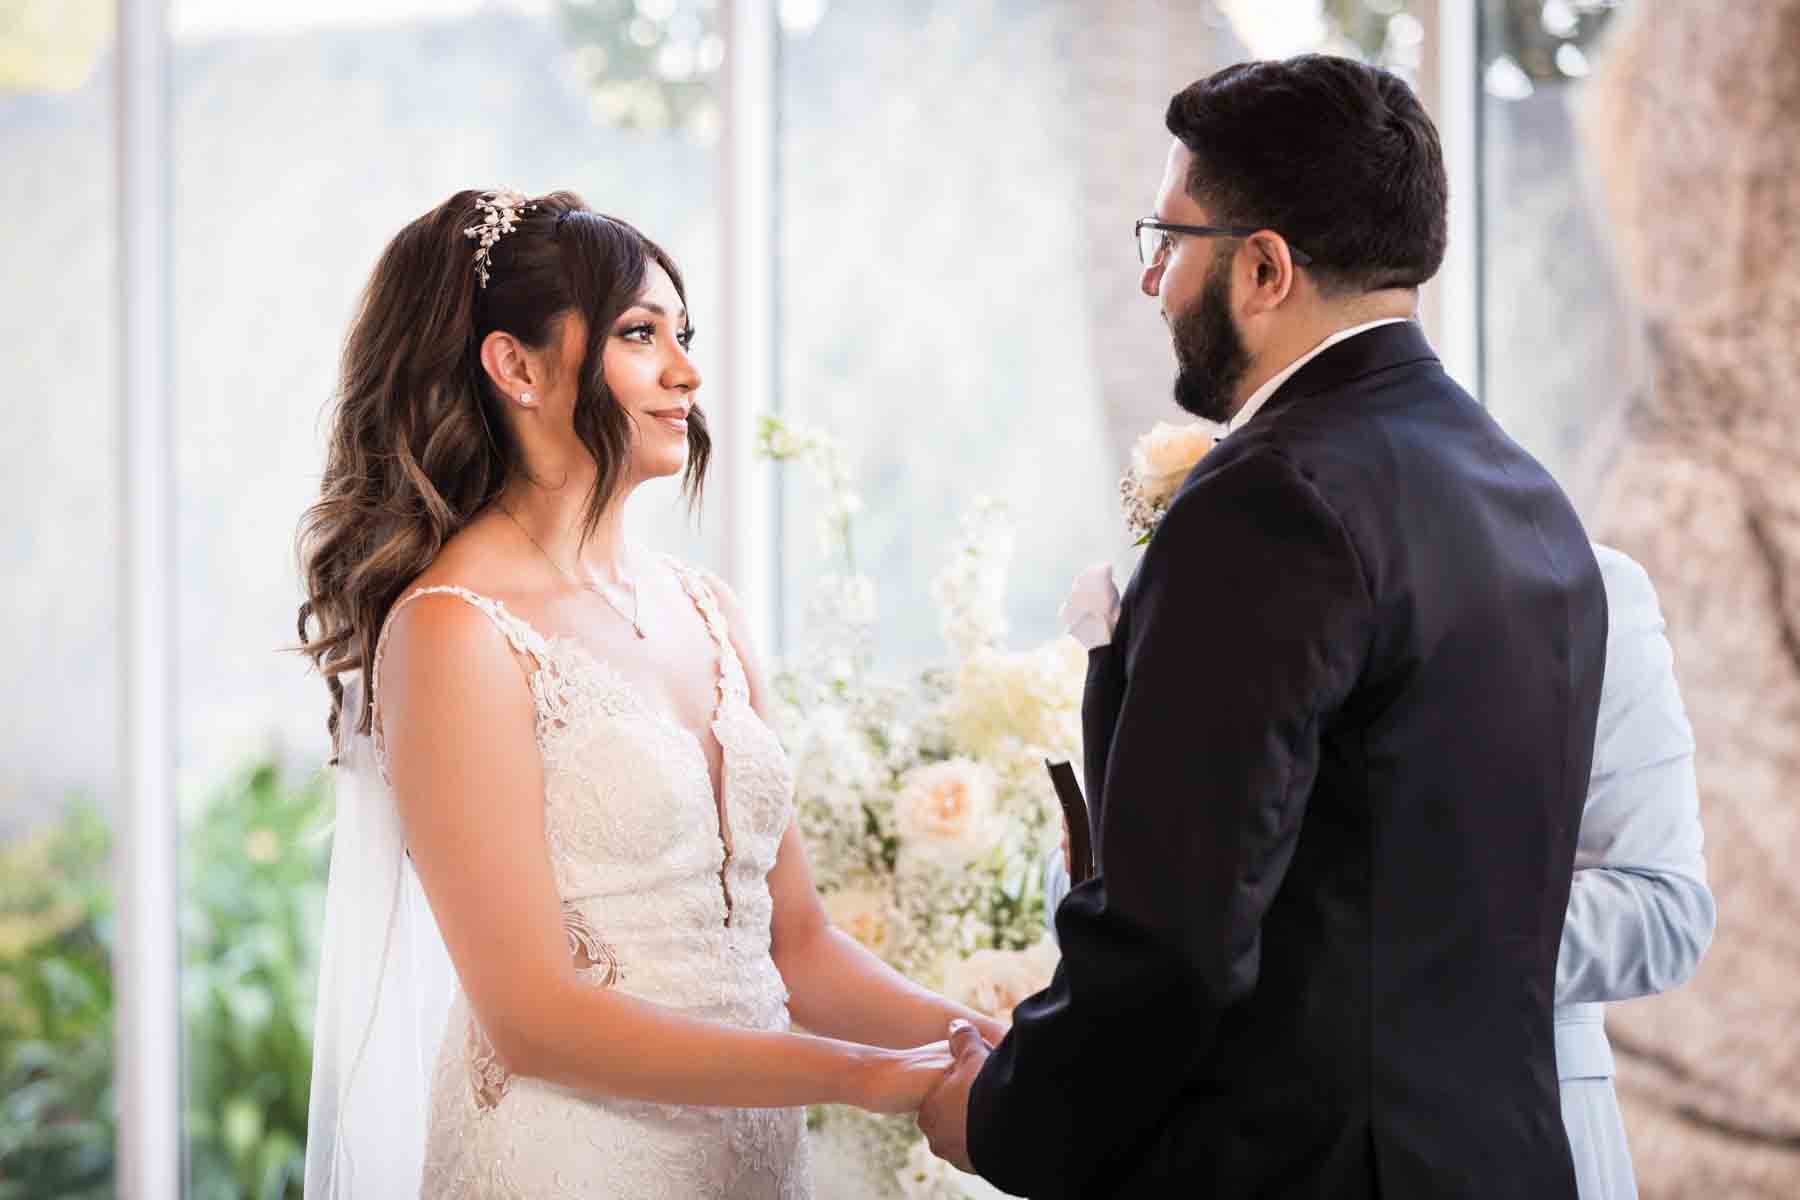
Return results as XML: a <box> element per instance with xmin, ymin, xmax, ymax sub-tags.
<box><xmin>1166</xmin><ymin>55</ymin><xmax>1447</xmax><ymax>297</ymax></box>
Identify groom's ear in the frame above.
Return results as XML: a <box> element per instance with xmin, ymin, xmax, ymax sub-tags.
<box><xmin>1240</xmin><ymin>231</ymin><xmax>1299</xmax><ymax>315</ymax></box>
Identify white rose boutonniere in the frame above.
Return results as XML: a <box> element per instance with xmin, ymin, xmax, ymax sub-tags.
<box><xmin>1120</xmin><ymin>420</ymin><xmax>1217</xmax><ymax>544</ymax></box>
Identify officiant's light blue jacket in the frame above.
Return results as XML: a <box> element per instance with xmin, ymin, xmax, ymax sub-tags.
<box><xmin>1043</xmin><ymin>544</ymin><xmax>1714</xmax><ymax>1200</ymax></box>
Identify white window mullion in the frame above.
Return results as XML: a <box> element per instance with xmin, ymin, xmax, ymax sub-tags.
<box><xmin>719</xmin><ymin>0</ymin><xmax>778</xmax><ymax>656</ymax></box>
<box><xmin>1419</xmin><ymin>0</ymin><xmax>1481</xmax><ymax>400</ymax></box>
<box><xmin>115</xmin><ymin>1</ymin><xmax>181</xmax><ymax>1197</ymax></box>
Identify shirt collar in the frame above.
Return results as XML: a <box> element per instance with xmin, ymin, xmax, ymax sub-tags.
<box><xmin>1224</xmin><ymin>317</ymin><xmax>1413</xmax><ymax>437</ymax></box>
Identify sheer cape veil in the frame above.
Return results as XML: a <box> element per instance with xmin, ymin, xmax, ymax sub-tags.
<box><xmin>303</xmin><ymin>671</ymin><xmax>455</xmax><ymax>1198</ymax></box>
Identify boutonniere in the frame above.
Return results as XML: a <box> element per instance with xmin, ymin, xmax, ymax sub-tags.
<box><xmin>1119</xmin><ymin>421</ymin><xmax>1217</xmax><ymax>545</ymax></box>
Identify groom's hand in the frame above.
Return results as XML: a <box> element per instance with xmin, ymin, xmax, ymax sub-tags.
<box><xmin>918</xmin><ymin>1020</ymin><xmax>989</xmax><ymax>1174</ymax></box>
<box><xmin>972</xmin><ymin>1014</ymin><xmax>1009</xmax><ymax>1049</ymax></box>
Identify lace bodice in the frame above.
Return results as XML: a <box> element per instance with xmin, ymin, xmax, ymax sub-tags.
<box><xmin>370</xmin><ymin>557</ymin><xmax>810</xmax><ymax>1199</ymax></box>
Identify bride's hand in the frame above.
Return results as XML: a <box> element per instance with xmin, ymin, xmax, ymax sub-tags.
<box><xmin>852</xmin><ymin>1040</ymin><xmax>957</xmax><ymax>1114</ymax></box>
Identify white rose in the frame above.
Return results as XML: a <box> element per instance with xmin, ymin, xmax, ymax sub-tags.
<box><xmin>822</xmin><ymin>886</ymin><xmax>893</xmax><ymax>956</ymax></box>
<box><xmin>1131</xmin><ymin>420</ymin><xmax>1216</xmax><ymax>506</ymax></box>
<box><xmin>1058</xmin><ymin>561</ymin><xmax>1120</xmax><ymax>650</ymax></box>
<box><xmin>941</xmin><ymin>940</ymin><xmax>1061</xmax><ymax>1021</ymax></box>
<box><xmin>893</xmin><ymin>759</ymin><xmax>1000</xmax><ymax>865</ymax></box>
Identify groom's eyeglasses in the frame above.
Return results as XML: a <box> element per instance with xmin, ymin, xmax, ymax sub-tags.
<box><xmin>1135</xmin><ymin>219</ymin><xmax>1315</xmax><ymax>268</ymax></box>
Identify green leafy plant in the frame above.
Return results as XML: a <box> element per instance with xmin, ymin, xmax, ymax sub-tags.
<box><xmin>0</xmin><ymin>804</ymin><xmax>115</xmax><ymax>1200</ymax></box>
<box><xmin>179</xmin><ymin>762</ymin><xmax>330</xmax><ymax>1200</ymax></box>
<box><xmin>0</xmin><ymin>759</ymin><xmax>332</xmax><ymax>1200</ymax></box>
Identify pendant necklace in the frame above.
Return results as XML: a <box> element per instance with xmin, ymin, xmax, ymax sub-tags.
<box><xmin>500</xmin><ymin>504</ymin><xmax>647</xmax><ymax>639</ymax></box>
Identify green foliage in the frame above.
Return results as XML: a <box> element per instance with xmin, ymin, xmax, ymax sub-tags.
<box><xmin>0</xmin><ymin>805</ymin><xmax>114</xmax><ymax>1200</ymax></box>
<box><xmin>1483</xmin><ymin>0</ymin><xmax>1619</xmax><ymax>82</ymax></box>
<box><xmin>0</xmin><ymin>760</ymin><xmax>332</xmax><ymax>1200</ymax></box>
<box><xmin>557</xmin><ymin>0</ymin><xmax>723</xmax><ymax>139</ymax></box>
<box><xmin>1318</xmin><ymin>0</ymin><xmax>1621</xmax><ymax>86</ymax></box>
<box><xmin>180</xmin><ymin>762</ymin><xmax>330</xmax><ymax>1200</ymax></box>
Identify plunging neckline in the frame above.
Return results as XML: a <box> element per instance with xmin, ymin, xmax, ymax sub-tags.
<box><xmin>541</xmin><ymin>629</ymin><xmax>732</xmax><ymax>822</ymax></box>
<box><xmin>475</xmin><ymin>561</ymin><xmax>741</xmax><ymax>920</ymax></box>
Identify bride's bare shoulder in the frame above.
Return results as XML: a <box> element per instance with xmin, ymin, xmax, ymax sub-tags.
<box><xmin>379</xmin><ymin>514</ymin><xmax>536</xmax><ymax>667</ymax></box>
<box><xmin>375</xmin><ymin>593</ymin><xmax>533</xmax><ymax>739</ymax></box>
<box><xmin>402</xmin><ymin>510</ymin><xmax>520</xmax><ymax>597</ymax></box>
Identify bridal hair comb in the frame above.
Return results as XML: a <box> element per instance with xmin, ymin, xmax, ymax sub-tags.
<box><xmin>463</xmin><ymin>188</ymin><xmax>537</xmax><ymax>288</ymax></box>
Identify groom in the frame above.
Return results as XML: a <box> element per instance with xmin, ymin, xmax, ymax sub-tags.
<box><xmin>918</xmin><ymin>55</ymin><xmax>1606</xmax><ymax>1198</ymax></box>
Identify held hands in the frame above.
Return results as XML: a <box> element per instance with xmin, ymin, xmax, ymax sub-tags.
<box><xmin>853</xmin><ymin>1015</ymin><xmax>1005</xmax><ymax>1116</ymax></box>
<box><xmin>971</xmin><ymin>1015</ymin><xmax>1009</xmax><ymax>1049</ymax></box>
<box><xmin>917</xmin><ymin>1019</ymin><xmax>992</xmax><ymax>1174</ymax></box>
<box><xmin>855</xmin><ymin>1039</ymin><xmax>957</xmax><ymax>1114</ymax></box>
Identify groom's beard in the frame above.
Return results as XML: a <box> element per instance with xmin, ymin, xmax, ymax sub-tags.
<box><xmin>1170</xmin><ymin>259</ymin><xmax>1251</xmax><ymax>424</ymax></box>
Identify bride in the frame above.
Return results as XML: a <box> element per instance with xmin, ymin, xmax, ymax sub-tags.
<box><xmin>296</xmin><ymin>189</ymin><xmax>1005</xmax><ymax>1198</ymax></box>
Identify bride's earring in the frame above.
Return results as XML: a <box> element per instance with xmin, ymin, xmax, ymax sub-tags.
<box><xmin>518</xmin><ymin>391</ymin><xmax>535</xmax><ymax>408</ymax></box>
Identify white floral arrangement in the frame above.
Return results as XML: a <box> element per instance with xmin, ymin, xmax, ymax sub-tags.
<box><xmin>757</xmin><ymin>417</ymin><xmax>1080</xmax><ymax>1198</ymax></box>
<box><xmin>1118</xmin><ymin>420</ymin><xmax>1216</xmax><ymax>543</ymax></box>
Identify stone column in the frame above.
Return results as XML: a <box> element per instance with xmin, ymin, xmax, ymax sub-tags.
<box><xmin>1579</xmin><ymin>3</ymin><xmax>1800</xmax><ymax>1195</ymax></box>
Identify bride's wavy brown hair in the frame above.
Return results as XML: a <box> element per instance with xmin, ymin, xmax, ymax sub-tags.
<box><xmin>296</xmin><ymin>189</ymin><xmax>709</xmax><ymax>759</ymax></box>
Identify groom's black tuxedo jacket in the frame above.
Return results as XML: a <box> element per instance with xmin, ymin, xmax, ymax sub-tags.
<box><xmin>968</xmin><ymin>322</ymin><xmax>1606</xmax><ymax>1199</ymax></box>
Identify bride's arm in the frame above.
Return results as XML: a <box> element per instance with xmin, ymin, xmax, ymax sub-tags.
<box><xmin>767</xmin><ymin>824</ymin><xmax>1008</xmax><ymax>1049</ymax></box>
<box><xmin>380</xmin><ymin>594</ymin><xmax>950</xmax><ymax>1112</ymax></box>
<box><xmin>702</xmin><ymin>578</ymin><xmax>1009</xmax><ymax>1050</ymax></box>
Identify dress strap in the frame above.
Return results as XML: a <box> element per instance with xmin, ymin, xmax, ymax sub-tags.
<box><xmin>665</xmin><ymin>558</ymin><xmax>750</xmax><ymax>705</ymax></box>
<box><xmin>370</xmin><ymin>585</ymin><xmax>552</xmax><ymax>783</ymax></box>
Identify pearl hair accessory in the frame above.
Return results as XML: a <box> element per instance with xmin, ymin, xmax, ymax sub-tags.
<box><xmin>462</xmin><ymin>188</ymin><xmax>536</xmax><ymax>289</ymax></box>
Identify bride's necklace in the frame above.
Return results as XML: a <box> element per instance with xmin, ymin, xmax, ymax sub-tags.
<box><xmin>499</xmin><ymin>503</ymin><xmax>647</xmax><ymax>639</ymax></box>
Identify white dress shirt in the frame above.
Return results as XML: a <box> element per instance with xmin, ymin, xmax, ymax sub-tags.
<box><xmin>1226</xmin><ymin>317</ymin><xmax>1413</xmax><ymax>436</ymax></box>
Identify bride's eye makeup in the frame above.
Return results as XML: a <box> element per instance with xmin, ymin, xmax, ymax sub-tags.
<box><xmin>613</xmin><ymin>316</ymin><xmax>696</xmax><ymax>351</ymax></box>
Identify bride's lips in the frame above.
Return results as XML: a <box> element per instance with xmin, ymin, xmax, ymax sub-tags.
<box><xmin>648</xmin><ymin>406</ymin><xmax>690</xmax><ymax>434</ymax></box>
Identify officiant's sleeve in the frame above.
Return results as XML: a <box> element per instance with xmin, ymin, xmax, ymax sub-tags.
<box><xmin>1556</xmin><ymin>546</ymin><xmax>1713</xmax><ymax>1006</ymax></box>
<box><xmin>967</xmin><ymin>449</ymin><xmax>1370</xmax><ymax>1198</ymax></box>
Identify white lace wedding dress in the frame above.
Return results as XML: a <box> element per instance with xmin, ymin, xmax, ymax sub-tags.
<box><xmin>369</xmin><ymin>557</ymin><xmax>813</xmax><ymax>1199</ymax></box>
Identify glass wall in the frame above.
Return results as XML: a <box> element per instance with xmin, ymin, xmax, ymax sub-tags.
<box><xmin>775</xmin><ymin>0</ymin><xmax>1124</xmax><ymax>665</ymax></box>
<box><xmin>167</xmin><ymin>1</ymin><xmax>724</xmax><ymax>1193</ymax></box>
<box><xmin>0</xmin><ymin>1</ymin><xmax>121</xmax><ymax>1193</ymax></box>
<box><xmin>1478</xmin><ymin>0</ymin><xmax>1636</xmax><ymax>503</ymax></box>
<box><xmin>774</xmin><ymin>0</ymin><xmax>1431</xmax><ymax>665</ymax></box>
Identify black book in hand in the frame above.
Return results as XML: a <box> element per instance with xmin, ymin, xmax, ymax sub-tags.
<box><xmin>1045</xmin><ymin>759</ymin><xmax>1094</xmax><ymax>885</ymax></box>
